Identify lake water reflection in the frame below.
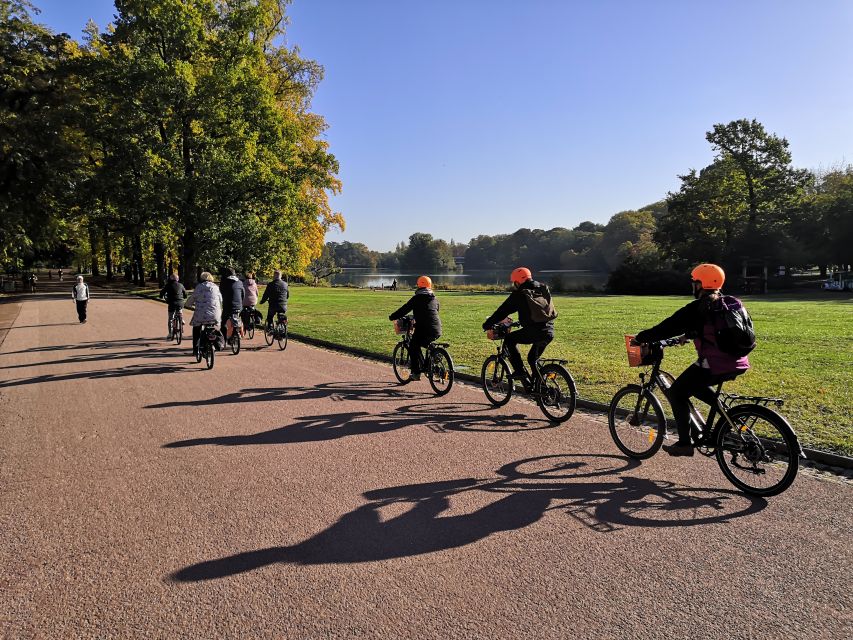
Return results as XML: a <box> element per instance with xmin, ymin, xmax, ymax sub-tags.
<box><xmin>329</xmin><ymin>269</ymin><xmax>608</xmax><ymax>291</ymax></box>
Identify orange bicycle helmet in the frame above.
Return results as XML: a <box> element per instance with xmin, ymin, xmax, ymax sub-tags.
<box><xmin>691</xmin><ymin>263</ymin><xmax>725</xmax><ymax>290</ymax></box>
<box><xmin>510</xmin><ymin>267</ymin><xmax>532</xmax><ymax>286</ymax></box>
<box><xmin>417</xmin><ymin>275</ymin><xmax>433</xmax><ymax>289</ymax></box>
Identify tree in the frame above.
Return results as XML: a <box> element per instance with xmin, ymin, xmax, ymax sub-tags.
<box><xmin>400</xmin><ymin>232</ymin><xmax>455</xmax><ymax>271</ymax></box>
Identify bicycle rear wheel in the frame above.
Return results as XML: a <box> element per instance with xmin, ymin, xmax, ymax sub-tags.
<box><xmin>427</xmin><ymin>347</ymin><xmax>454</xmax><ymax>396</ymax></box>
<box><xmin>608</xmin><ymin>385</ymin><xmax>666</xmax><ymax>458</ymax></box>
<box><xmin>246</xmin><ymin>318</ymin><xmax>255</xmax><ymax>340</ymax></box>
<box><xmin>230</xmin><ymin>333</ymin><xmax>240</xmax><ymax>355</ymax></box>
<box><xmin>264</xmin><ymin>324</ymin><xmax>274</xmax><ymax>346</ymax></box>
<box><xmin>481</xmin><ymin>355</ymin><xmax>512</xmax><ymax>406</ymax></box>
<box><xmin>715</xmin><ymin>404</ymin><xmax>799</xmax><ymax>497</ymax></box>
<box><xmin>277</xmin><ymin>323</ymin><xmax>288</xmax><ymax>350</ymax></box>
<box><xmin>536</xmin><ymin>363</ymin><xmax>577</xmax><ymax>423</ymax></box>
<box><xmin>174</xmin><ymin>317</ymin><xmax>183</xmax><ymax>345</ymax></box>
<box><xmin>204</xmin><ymin>345</ymin><xmax>214</xmax><ymax>369</ymax></box>
<box><xmin>392</xmin><ymin>342</ymin><xmax>411</xmax><ymax>384</ymax></box>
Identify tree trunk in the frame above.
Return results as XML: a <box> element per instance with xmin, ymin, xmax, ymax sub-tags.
<box><xmin>89</xmin><ymin>225</ymin><xmax>100</xmax><ymax>277</ymax></box>
<box><xmin>133</xmin><ymin>233</ymin><xmax>144</xmax><ymax>285</ymax></box>
<box><xmin>103</xmin><ymin>226</ymin><xmax>113</xmax><ymax>280</ymax></box>
<box><xmin>154</xmin><ymin>241</ymin><xmax>166</xmax><ymax>288</ymax></box>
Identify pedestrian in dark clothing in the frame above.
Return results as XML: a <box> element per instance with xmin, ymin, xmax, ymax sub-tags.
<box><xmin>482</xmin><ymin>267</ymin><xmax>556</xmax><ymax>391</ymax></box>
<box><xmin>260</xmin><ymin>270</ymin><xmax>290</xmax><ymax>327</ymax></box>
<box><xmin>389</xmin><ymin>275</ymin><xmax>442</xmax><ymax>380</ymax></box>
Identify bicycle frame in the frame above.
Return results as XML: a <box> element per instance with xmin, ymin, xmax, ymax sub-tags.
<box><xmin>493</xmin><ymin>330</ymin><xmax>567</xmax><ymax>390</ymax></box>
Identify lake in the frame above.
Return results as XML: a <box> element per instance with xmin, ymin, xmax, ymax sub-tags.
<box><xmin>329</xmin><ymin>268</ymin><xmax>609</xmax><ymax>291</ymax></box>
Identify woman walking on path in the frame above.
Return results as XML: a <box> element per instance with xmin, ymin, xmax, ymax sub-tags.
<box><xmin>72</xmin><ymin>276</ymin><xmax>90</xmax><ymax>323</ymax></box>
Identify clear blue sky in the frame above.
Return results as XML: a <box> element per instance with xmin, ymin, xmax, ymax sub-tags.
<box><xmin>32</xmin><ymin>0</ymin><xmax>853</xmax><ymax>251</ymax></box>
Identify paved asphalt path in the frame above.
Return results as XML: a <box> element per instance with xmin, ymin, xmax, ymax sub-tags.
<box><xmin>1</xmin><ymin>284</ymin><xmax>851</xmax><ymax>639</ymax></box>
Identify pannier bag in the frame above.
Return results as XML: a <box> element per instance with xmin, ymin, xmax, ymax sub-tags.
<box><xmin>394</xmin><ymin>316</ymin><xmax>415</xmax><ymax>335</ymax></box>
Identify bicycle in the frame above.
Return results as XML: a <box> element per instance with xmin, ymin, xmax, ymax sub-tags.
<box><xmin>480</xmin><ymin>321</ymin><xmax>577</xmax><ymax>422</ymax></box>
<box><xmin>169</xmin><ymin>307</ymin><xmax>184</xmax><ymax>345</ymax></box>
<box><xmin>195</xmin><ymin>324</ymin><xmax>217</xmax><ymax>370</ymax></box>
<box><xmin>608</xmin><ymin>336</ymin><xmax>803</xmax><ymax>497</ymax></box>
<box><xmin>264</xmin><ymin>311</ymin><xmax>288</xmax><ymax>350</ymax></box>
<box><xmin>241</xmin><ymin>306</ymin><xmax>257</xmax><ymax>340</ymax></box>
<box><xmin>391</xmin><ymin>316</ymin><xmax>454</xmax><ymax>396</ymax></box>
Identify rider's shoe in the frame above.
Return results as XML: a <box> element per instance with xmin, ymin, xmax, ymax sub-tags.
<box><xmin>410</xmin><ymin>373</ymin><xmax>421</xmax><ymax>381</ymax></box>
<box><xmin>663</xmin><ymin>442</ymin><xmax>695</xmax><ymax>457</ymax></box>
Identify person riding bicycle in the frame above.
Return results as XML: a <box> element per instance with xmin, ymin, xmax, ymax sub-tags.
<box><xmin>482</xmin><ymin>267</ymin><xmax>556</xmax><ymax>392</ymax></box>
<box><xmin>219</xmin><ymin>267</ymin><xmax>245</xmax><ymax>340</ymax></box>
<box><xmin>241</xmin><ymin>271</ymin><xmax>259</xmax><ymax>327</ymax></box>
<box><xmin>633</xmin><ymin>263</ymin><xmax>750</xmax><ymax>457</ymax></box>
<box><xmin>260</xmin><ymin>270</ymin><xmax>289</xmax><ymax>330</ymax></box>
<box><xmin>388</xmin><ymin>275</ymin><xmax>441</xmax><ymax>381</ymax></box>
<box><xmin>159</xmin><ymin>272</ymin><xmax>187</xmax><ymax>340</ymax></box>
<box><xmin>189</xmin><ymin>272</ymin><xmax>223</xmax><ymax>358</ymax></box>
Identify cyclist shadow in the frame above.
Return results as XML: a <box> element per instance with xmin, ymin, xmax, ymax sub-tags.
<box><xmin>149</xmin><ymin>381</ymin><xmax>434</xmax><ymax>410</ymax></box>
<box><xmin>394</xmin><ymin>401</ymin><xmax>556</xmax><ymax>432</ymax></box>
<box><xmin>170</xmin><ymin>453</ymin><xmax>767</xmax><ymax>582</ymax></box>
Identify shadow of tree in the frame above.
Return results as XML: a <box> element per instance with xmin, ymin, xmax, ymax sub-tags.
<box><xmin>170</xmin><ymin>454</ymin><xmax>766</xmax><ymax>582</ymax></box>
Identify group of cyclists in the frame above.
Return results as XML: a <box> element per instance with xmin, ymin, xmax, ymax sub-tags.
<box><xmin>390</xmin><ymin>262</ymin><xmax>749</xmax><ymax>459</ymax></box>
<box><xmin>159</xmin><ymin>267</ymin><xmax>289</xmax><ymax>358</ymax></box>
<box><xmin>160</xmin><ymin>261</ymin><xmax>749</xmax><ymax>460</ymax></box>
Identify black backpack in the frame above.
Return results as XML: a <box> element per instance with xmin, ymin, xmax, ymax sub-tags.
<box><xmin>521</xmin><ymin>283</ymin><xmax>557</xmax><ymax>323</ymax></box>
<box><xmin>711</xmin><ymin>295</ymin><xmax>756</xmax><ymax>357</ymax></box>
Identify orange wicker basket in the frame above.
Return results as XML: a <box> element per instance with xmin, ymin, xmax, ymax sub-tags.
<box><xmin>625</xmin><ymin>335</ymin><xmax>646</xmax><ymax>367</ymax></box>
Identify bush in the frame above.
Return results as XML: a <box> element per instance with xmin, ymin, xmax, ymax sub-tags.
<box><xmin>606</xmin><ymin>265</ymin><xmax>686</xmax><ymax>295</ymax></box>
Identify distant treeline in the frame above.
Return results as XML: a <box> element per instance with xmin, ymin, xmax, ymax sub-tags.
<box><xmin>320</xmin><ymin>119</ymin><xmax>853</xmax><ymax>293</ymax></box>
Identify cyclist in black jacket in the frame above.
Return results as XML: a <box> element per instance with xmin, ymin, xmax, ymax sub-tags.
<box><xmin>219</xmin><ymin>267</ymin><xmax>245</xmax><ymax>337</ymax></box>
<box><xmin>389</xmin><ymin>276</ymin><xmax>442</xmax><ymax>381</ymax></box>
<box><xmin>482</xmin><ymin>267</ymin><xmax>555</xmax><ymax>391</ymax></box>
<box><xmin>159</xmin><ymin>272</ymin><xmax>187</xmax><ymax>340</ymax></box>
<box><xmin>261</xmin><ymin>270</ymin><xmax>289</xmax><ymax>329</ymax></box>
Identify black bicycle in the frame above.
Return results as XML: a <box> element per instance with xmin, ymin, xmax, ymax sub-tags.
<box><xmin>264</xmin><ymin>312</ymin><xmax>288</xmax><ymax>350</ymax></box>
<box><xmin>240</xmin><ymin>306</ymin><xmax>257</xmax><ymax>340</ymax></box>
<box><xmin>225</xmin><ymin>314</ymin><xmax>241</xmax><ymax>355</ymax></box>
<box><xmin>608</xmin><ymin>336</ymin><xmax>802</xmax><ymax>497</ymax></box>
<box><xmin>481</xmin><ymin>321</ymin><xmax>577</xmax><ymax>422</ymax></box>
<box><xmin>195</xmin><ymin>324</ymin><xmax>217</xmax><ymax>370</ymax></box>
<box><xmin>391</xmin><ymin>316</ymin><xmax>454</xmax><ymax>396</ymax></box>
<box><xmin>170</xmin><ymin>308</ymin><xmax>184</xmax><ymax>345</ymax></box>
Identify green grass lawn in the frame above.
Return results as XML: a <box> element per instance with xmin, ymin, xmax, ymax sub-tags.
<box><xmin>253</xmin><ymin>287</ymin><xmax>852</xmax><ymax>456</ymax></box>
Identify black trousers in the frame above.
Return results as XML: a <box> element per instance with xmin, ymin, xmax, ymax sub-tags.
<box><xmin>668</xmin><ymin>364</ymin><xmax>742</xmax><ymax>444</ymax></box>
<box><xmin>75</xmin><ymin>300</ymin><xmax>88</xmax><ymax>322</ymax></box>
<box><xmin>504</xmin><ymin>326</ymin><xmax>553</xmax><ymax>379</ymax></box>
<box><xmin>409</xmin><ymin>331</ymin><xmax>439</xmax><ymax>374</ymax></box>
<box><xmin>266</xmin><ymin>306</ymin><xmax>286</xmax><ymax>326</ymax></box>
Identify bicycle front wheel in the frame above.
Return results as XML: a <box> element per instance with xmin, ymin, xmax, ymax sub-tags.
<box><xmin>427</xmin><ymin>347</ymin><xmax>454</xmax><ymax>396</ymax></box>
<box><xmin>608</xmin><ymin>385</ymin><xmax>666</xmax><ymax>458</ymax></box>
<box><xmin>277</xmin><ymin>324</ymin><xmax>288</xmax><ymax>351</ymax></box>
<box><xmin>481</xmin><ymin>355</ymin><xmax>512</xmax><ymax>406</ymax></box>
<box><xmin>715</xmin><ymin>404</ymin><xmax>799</xmax><ymax>497</ymax></box>
<box><xmin>536</xmin><ymin>363</ymin><xmax>577</xmax><ymax>423</ymax></box>
<box><xmin>392</xmin><ymin>342</ymin><xmax>411</xmax><ymax>383</ymax></box>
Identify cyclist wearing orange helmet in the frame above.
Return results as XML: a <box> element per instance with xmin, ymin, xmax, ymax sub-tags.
<box><xmin>482</xmin><ymin>267</ymin><xmax>557</xmax><ymax>391</ymax></box>
<box><xmin>389</xmin><ymin>275</ymin><xmax>442</xmax><ymax>381</ymax></box>
<box><xmin>634</xmin><ymin>263</ymin><xmax>751</xmax><ymax>457</ymax></box>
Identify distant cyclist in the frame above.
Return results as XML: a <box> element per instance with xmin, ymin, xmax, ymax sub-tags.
<box><xmin>389</xmin><ymin>275</ymin><xmax>441</xmax><ymax>381</ymax></box>
<box><xmin>633</xmin><ymin>263</ymin><xmax>750</xmax><ymax>457</ymax></box>
<box><xmin>260</xmin><ymin>270</ymin><xmax>289</xmax><ymax>330</ymax></box>
<box><xmin>241</xmin><ymin>271</ymin><xmax>259</xmax><ymax>326</ymax></box>
<box><xmin>159</xmin><ymin>272</ymin><xmax>187</xmax><ymax>340</ymax></box>
<box><xmin>482</xmin><ymin>267</ymin><xmax>556</xmax><ymax>392</ymax></box>
<box><xmin>189</xmin><ymin>272</ymin><xmax>222</xmax><ymax>358</ymax></box>
<box><xmin>219</xmin><ymin>267</ymin><xmax>245</xmax><ymax>339</ymax></box>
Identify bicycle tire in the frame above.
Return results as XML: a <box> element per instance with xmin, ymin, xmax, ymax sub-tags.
<box><xmin>264</xmin><ymin>324</ymin><xmax>274</xmax><ymax>346</ymax></box>
<box><xmin>392</xmin><ymin>341</ymin><xmax>411</xmax><ymax>384</ymax></box>
<box><xmin>481</xmin><ymin>355</ymin><xmax>512</xmax><ymax>406</ymax></box>
<box><xmin>277</xmin><ymin>324</ymin><xmax>287</xmax><ymax>351</ymax></box>
<box><xmin>195</xmin><ymin>344</ymin><xmax>203</xmax><ymax>363</ymax></box>
<box><xmin>247</xmin><ymin>321</ymin><xmax>255</xmax><ymax>340</ymax></box>
<box><xmin>174</xmin><ymin>317</ymin><xmax>183</xmax><ymax>345</ymax></box>
<box><xmin>536</xmin><ymin>363</ymin><xmax>577</xmax><ymax>423</ymax></box>
<box><xmin>230</xmin><ymin>334</ymin><xmax>240</xmax><ymax>355</ymax></box>
<box><xmin>427</xmin><ymin>347</ymin><xmax>454</xmax><ymax>396</ymax></box>
<box><xmin>608</xmin><ymin>385</ymin><xmax>666</xmax><ymax>459</ymax></box>
<box><xmin>204</xmin><ymin>346</ymin><xmax>214</xmax><ymax>369</ymax></box>
<box><xmin>715</xmin><ymin>404</ymin><xmax>799</xmax><ymax>497</ymax></box>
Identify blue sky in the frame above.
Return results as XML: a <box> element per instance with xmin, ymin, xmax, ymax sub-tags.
<box><xmin>32</xmin><ymin>0</ymin><xmax>853</xmax><ymax>251</ymax></box>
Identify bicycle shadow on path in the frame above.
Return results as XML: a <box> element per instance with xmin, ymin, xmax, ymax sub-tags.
<box><xmin>170</xmin><ymin>454</ymin><xmax>766</xmax><ymax>582</ymax></box>
<box><xmin>162</xmin><ymin>400</ymin><xmax>553</xmax><ymax>448</ymax></box>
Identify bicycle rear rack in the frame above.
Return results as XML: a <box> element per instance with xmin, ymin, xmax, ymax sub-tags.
<box><xmin>538</xmin><ymin>358</ymin><xmax>568</xmax><ymax>365</ymax></box>
<box><xmin>721</xmin><ymin>393</ymin><xmax>784</xmax><ymax>408</ymax></box>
